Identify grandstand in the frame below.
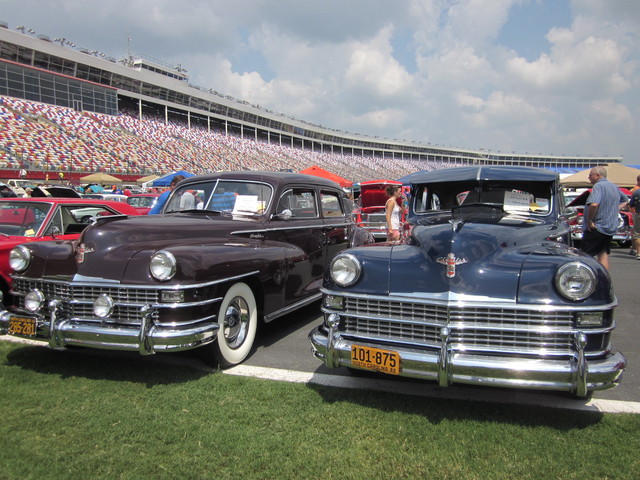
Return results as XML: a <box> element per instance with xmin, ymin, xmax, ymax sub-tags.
<box><xmin>0</xmin><ymin>24</ymin><xmax>622</xmax><ymax>184</ymax></box>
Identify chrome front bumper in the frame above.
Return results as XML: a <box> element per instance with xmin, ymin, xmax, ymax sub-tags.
<box><xmin>0</xmin><ymin>308</ymin><xmax>219</xmax><ymax>355</ymax></box>
<box><xmin>309</xmin><ymin>325</ymin><xmax>626</xmax><ymax>397</ymax></box>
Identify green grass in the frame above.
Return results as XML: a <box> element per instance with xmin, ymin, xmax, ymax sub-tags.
<box><xmin>1</xmin><ymin>341</ymin><xmax>639</xmax><ymax>480</ymax></box>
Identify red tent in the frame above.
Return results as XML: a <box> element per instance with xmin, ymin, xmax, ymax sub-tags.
<box><xmin>300</xmin><ymin>166</ymin><xmax>352</xmax><ymax>188</ymax></box>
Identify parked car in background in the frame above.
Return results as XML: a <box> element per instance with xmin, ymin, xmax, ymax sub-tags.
<box><xmin>5</xmin><ymin>179</ymin><xmax>34</xmax><ymax>196</ymax></box>
<box><xmin>354</xmin><ymin>179</ymin><xmax>406</xmax><ymax>241</ymax></box>
<box><xmin>0</xmin><ymin>183</ymin><xmax>19</xmax><ymax>197</ymax></box>
<box><xmin>126</xmin><ymin>193</ymin><xmax>160</xmax><ymax>214</ymax></box>
<box><xmin>310</xmin><ymin>166</ymin><xmax>626</xmax><ymax>397</ymax></box>
<box><xmin>0</xmin><ymin>197</ymin><xmax>139</xmax><ymax>305</ymax></box>
<box><xmin>82</xmin><ymin>193</ymin><xmax>128</xmax><ymax>203</ymax></box>
<box><xmin>0</xmin><ymin>171</ymin><xmax>374</xmax><ymax>367</ymax></box>
<box><xmin>561</xmin><ymin>188</ymin><xmax>585</xmax><ymax>207</ymax></box>
<box><xmin>566</xmin><ymin>187</ymin><xmax>632</xmax><ymax>248</ymax></box>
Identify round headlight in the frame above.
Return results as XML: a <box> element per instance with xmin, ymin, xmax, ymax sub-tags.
<box><xmin>24</xmin><ymin>289</ymin><xmax>45</xmax><ymax>312</ymax></box>
<box><xmin>150</xmin><ymin>250</ymin><xmax>177</xmax><ymax>281</ymax></box>
<box><xmin>555</xmin><ymin>262</ymin><xmax>596</xmax><ymax>301</ymax></box>
<box><xmin>330</xmin><ymin>254</ymin><xmax>361</xmax><ymax>287</ymax></box>
<box><xmin>9</xmin><ymin>245</ymin><xmax>31</xmax><ymax>272</ymax></box>
<box><xmin>93</xmin><ymin>294</ymin><xmax>114</xmax><ymax>318</ymax></box>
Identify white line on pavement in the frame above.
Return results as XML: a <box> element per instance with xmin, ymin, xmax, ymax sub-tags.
<box><xmin>224</xmin><ymin>364</ymin><xmax>640</xmax><ymax>415</ymax></box>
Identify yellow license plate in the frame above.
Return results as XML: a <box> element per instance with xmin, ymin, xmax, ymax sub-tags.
<box><xmin>8</xmin><ymin>316</ymin><xmax>37</xmax><ymax>337</ymax></box>
<box><xmin>351</xmin><ymin>345</ymin><xmax>400</xmax><ymax>375</ymax></box>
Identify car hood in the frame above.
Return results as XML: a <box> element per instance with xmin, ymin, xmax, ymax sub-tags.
<box><xmin>70</xmin><ymin>213</ymin><xmax>265</xmax><ymax>281</ymax></box>
<box><xmin>383</xmin><ymin>216</ymin><xmax>575</xmax><ymax>302</ymax></box>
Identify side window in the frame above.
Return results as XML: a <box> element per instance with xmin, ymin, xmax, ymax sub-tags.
<box><xmin>320</xmin><ymin>191</ymin><xmax>344</xmax><ymax>217</ymax></box>
<box><xmin>46</xmin><ymin>208</ymin><xmax>65</xmax><ymax>235</ymax></box>
<box><xmin>277</xmin><ymin>189</ymin><xmax>317</xmax><ymax>218</ymax></box>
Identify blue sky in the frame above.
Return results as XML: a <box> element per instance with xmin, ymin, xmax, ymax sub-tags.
<box><xmin>0</xmin><ymin>0</ymin><xmax>638</xmax><ymax>164</ymax></box>
<box><xmin>498</xmin><ymin>0</ymin><xmax>572</xmax><ymax>60</ymax></box>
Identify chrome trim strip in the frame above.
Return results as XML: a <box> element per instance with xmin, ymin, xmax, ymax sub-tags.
<box><xmin>66</xmin><ymin>296</ymin><xmax>224</xmax><ymax>309</ymax></box>
<box><xmin>14</xmin><ymin>271</ymin><xmax>260</xmax><ymax>291</ymax></box>
<box><xmin>232</xmin><ymin>224</ymin><xmax>325</xmax><ymax>235</ymax></box>
<box><xmin>320</xmin><ymin>288</ymin><xmax>618</xmax><ymax>312</ymax></box>
<box><xmin>263</xmin><ymin>292</ymin><xmax>322</xmax><ymax>322</ymax></box>
<box><xmin>320</xmin><ymin>307</ymin><xmax>614</xmax><ymax>335</ymax></box>
<box><xmin>60</xmin><ymin>312</ymin><xmax>218</xmax><ymax>329</ymax></box>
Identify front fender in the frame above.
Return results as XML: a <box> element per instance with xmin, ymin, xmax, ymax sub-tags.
<box><xmin>518</xmin><ymin>251</ymin><xmax>614</xmax><ymax>305</ymax></box>
<box><xmin>122</xmin><ymin>241</ymin><xmax>286</xmax><ymax>285</ymax></box>
<box><xmin>324</xmin><ymin>245</ymin><xmax>392</xmax><ymax>295</ymax></box>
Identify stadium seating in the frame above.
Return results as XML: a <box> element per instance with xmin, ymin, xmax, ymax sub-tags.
<box><xmin>0</xmin><ymin>95</ymin><xmax>455</xmax><ymax>183</ymax></box>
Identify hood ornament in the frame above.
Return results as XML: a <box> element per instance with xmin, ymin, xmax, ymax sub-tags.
<box><xmin>76</xmin><ymin>243</ymin><xmax>95</xmax><ymax>264</ymax></box>
<box><xmin>437</xmin><ymin>253</ymin><xmax>467</xmax><ymax>278</ymax></box>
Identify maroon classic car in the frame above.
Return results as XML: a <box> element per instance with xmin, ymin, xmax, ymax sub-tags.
<box><xmin>0</xmin><ymin>171</ymin><xmax>373</xmax><ymax>367</ymax></box>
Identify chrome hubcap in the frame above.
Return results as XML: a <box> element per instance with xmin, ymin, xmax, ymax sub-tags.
<box><xmin>223</xmin><ymin>296</ymin><xmax>249</xmax><ymax>349</ymax></box>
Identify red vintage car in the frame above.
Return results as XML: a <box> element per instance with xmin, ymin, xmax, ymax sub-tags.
<box><xmin>566</xmin><ymin>187</ymin><xmax>633</xmax><ymax>247</ymax></box>
<box><xmin>0</xmin><ymin>196</ymin><xmax>139</xmax><ymax>304</ymax></box>
<box><xmin>126</xmin><ymin>193</ymin><xmax>160</xmax><ymax>214</ymax></box>
<box><xmin>354</xmin><ymin>180</ymin><xmax>407</xmax><ymax>241</ymax></box>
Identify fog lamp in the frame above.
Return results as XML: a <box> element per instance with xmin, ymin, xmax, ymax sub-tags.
<box><xmin>93</xmin><ymin>294</ymin><xmax>114</xmax><ymax>318</ymax></box>
<box><xmin>24</xmin><ymin>289</ymin><xmax>45</xmax><ymax>312</ymax></box>
<box><xmin>326</xmin><ymin>313</ymin><xmax>341</xmax><ymax>329</ymax></box>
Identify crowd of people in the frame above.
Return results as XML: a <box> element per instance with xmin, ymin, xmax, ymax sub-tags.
<box><xmin>0</xmin><ymin>96</ymin><xmax>457</xmax><ymax>184</ymax></box>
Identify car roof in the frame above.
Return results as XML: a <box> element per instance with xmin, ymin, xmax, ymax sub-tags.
<box><xmin>0</xmin><ymin>197</ymin><xmax>133</xmax><ymax>206</ymax></box>
<box><xmin>405</xmin><ymin>166</ymin><xmax>559</xmax><ymax>184</ymax></box>
<box><xmin>359</xmin><ymin>179</ymin><xmax>402</xmax><ymax>187</ymax></box>
<box><xmin>177</xmin><ymin>170</ymin><xmax>344</xmax><ymax>190</ymax></box>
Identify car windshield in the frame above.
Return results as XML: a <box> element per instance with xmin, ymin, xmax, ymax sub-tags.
<box><xmin>0</xmin><ymin>202</ymin><xmax>51</xmax><ymax>236</ymax></box>
<box><xmin>413</xmin><ymin>180</ymin><xmax>553</xmax><ymax>218</ymax></box>
<box><xmin>164</xmin><ymin>180</ymin><xmax>273</xmax><ymax>215</ymax></box>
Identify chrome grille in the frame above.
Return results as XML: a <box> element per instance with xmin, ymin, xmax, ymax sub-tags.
<box><xmin>70</xmin><ymin>303</ymin><xmax>157</xmax><ymax>325</ymax></box>
<box><xmin>13</xmin><ymin>278</ymin><xmax>159</xmax><ymax>304</ymax></box>
<box><xmin>12</xmin><ymin>278</ymin><xmax>161</xmax><ymax>327</ymax></box>
<box><xmin>343</xmin><ymin>297</ymin><xmax>575</xmax><ymax>352</ymax></box>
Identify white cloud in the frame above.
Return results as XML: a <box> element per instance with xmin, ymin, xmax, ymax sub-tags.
<box><xmin>345</xmin><ymin>26</ymin><xmax>414</xmax><ymax>98</ymax></box>
<box><xmin>0</xmin><ymin>0</ymin><xmax>638</xmax><ymax>162</ymax></box>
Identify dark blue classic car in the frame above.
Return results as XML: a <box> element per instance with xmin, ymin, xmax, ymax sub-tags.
<box><xmin>0</xmin><ymin>171</ymin><xmax>373</xmax><ymax>367</ymax></box>
<box><xmin>309</xmin><ymin>166</ymin><xmax>626</xmax><ymax>397</ymax></box>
